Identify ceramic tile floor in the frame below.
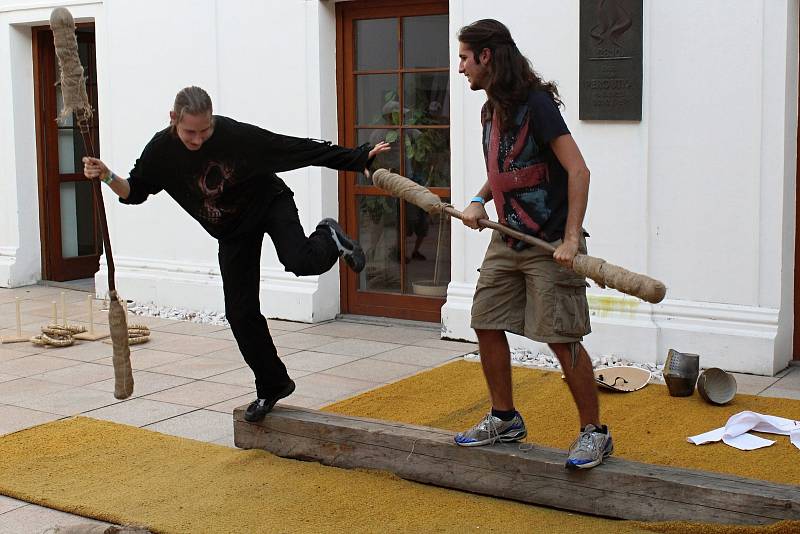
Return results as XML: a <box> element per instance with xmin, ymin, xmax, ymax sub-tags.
<box><xmin>0</xmin><ymin>284</ymin><xmax>798</xmax><ymax>533</ymax></box>
<box><xmin>0</xmin><ymin>284</ymin><xmax>475</xmax><ymax>533</ymax></box>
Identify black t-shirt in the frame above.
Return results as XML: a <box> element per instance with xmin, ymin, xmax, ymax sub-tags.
<box><xmin>122</xmin><ymin>115</ymin><xmax>372</xmax><ymax>240</ymax></box>
<box><xmin>482</xmin><ymin>90</ymin><xmax>571</xmax><ymax>247</ymax></box>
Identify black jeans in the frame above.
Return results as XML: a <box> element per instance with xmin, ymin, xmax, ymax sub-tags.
<box><xmin>217</xmin><ymin>192</ymin><xmax>339</xmax><ymax>398</ymax></box>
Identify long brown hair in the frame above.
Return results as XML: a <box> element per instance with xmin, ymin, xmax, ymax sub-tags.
<box><xmin>458</xmin><ymin>19</ymin><xmax>561</xmax><ymax>130</ymax></box>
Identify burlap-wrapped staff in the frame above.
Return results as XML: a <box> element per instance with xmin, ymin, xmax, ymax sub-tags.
<box><xmin>50</xmin><ymin>7</ymin><xmax>133</xmax><ymax>399</ymax></box>
<box><xmin>372</xmin><ymin>168</ymin><xmax>666</xmax><ymax>304</ymax></box>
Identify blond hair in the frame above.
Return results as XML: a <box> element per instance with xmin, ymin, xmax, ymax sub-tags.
<box><xmin>171</xmin><ymin>86</ymin><xmax>213</xmax><ymax>131</ymax></box>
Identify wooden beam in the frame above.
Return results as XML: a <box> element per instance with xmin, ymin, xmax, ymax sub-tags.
<box><xmin>233</xmin><ymin>405</ymin><xmax>800</xmax><ymax>525</ymax></box>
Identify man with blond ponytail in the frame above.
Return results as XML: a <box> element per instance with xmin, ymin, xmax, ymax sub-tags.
<box><xmin>83</xmin><ymin>86</ymin><xmax>390</xmax><ymax>422</ymax></box>
<box><xmin>454</xmin><ymin>20</ymin><xmax>613</xmax><ymax>469</ymax></box>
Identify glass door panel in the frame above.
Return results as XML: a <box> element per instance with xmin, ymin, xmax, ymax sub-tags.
<box><xmin>404</xmin><ymin>199</ymin><xmax>450</xmax><ymax>296</ymax></box>
<box><xmin>403</xmin><ymin>72</ymin><xmax>450</xmax><ymax>125</ymax></box>
<box><xmin>403</xmin><ymin>128</ymin><xmax>450</xmax><ymax>188</ymax></box>
<box><xmin>355</xmin><ymin>18</ymin><xmax>398</xmax><ymax>70</ymax></box>
<box><xmin>358</xmin><ymin>195</ymin><xmax>401</xmax><ymax>293</ymax></box>
<box><xmin>356</xmin><ymin>74</ymin><xmax>399</xmax><ymax>125</ymax></box>
<box><xmin>402</xmin><ymin>15</ymin><xmax>449</xmax><ymax>68</ymax></box>
<box><xmin>57</xmin><ymin>129</ymin><xmax>79</xmax><ymax>173</ymax></box>
<box><xmin>59</xmin><ymin>181</ymin><xmax>97</xmax><ymax>258</ymax></box>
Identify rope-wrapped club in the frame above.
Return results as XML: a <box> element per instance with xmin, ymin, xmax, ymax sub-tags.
<box><xmin>50</xmin><ymin>7</ymin><xmax>133</xmax><ymax>399</ymax></box>
<box><xmin>371</xmin><ymin>168</ymin><xmax>666</xmax><ymax>304</ymax></box>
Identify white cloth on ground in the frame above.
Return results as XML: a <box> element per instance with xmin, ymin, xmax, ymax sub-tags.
<box><xmin>687</xmin><ymin>411</ymin><xmax>800</xmax><ymax>451</ymax></box>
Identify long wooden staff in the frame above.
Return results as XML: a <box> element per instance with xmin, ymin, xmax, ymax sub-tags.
<box><xmin>372</xmin><ymin>168</ymin><xmax>666</xmax><ymax>304</ymax></box>
<box><xmin>50</xmin><ymin>7</ymin><xmax>133</xmax><ymax>399</ymax></box>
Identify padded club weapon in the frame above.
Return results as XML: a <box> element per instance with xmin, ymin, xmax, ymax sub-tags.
<box><xmin>50</xmin><ymin>7</ymin><xmax>134</xmax><ymax>399</ymax></box>
<box><xmin>372</xmin><ymin>168</ymin><xmax>666</xmax><ymax>304</ymax></box>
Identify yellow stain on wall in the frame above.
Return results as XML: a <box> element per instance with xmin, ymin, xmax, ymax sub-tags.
<box><xmin>589</xmin><ymin>294</ymin><xmax>642</xmax><ymax>318</ymax></box>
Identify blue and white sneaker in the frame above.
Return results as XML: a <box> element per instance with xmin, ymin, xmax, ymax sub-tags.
<box><xmin>565</xmin><ymin>424</ymin><xmax>613</xmax><ymax>469</ymax></box>
<box><xmin>454</xmin><ymin>412</ymin><xmax>527</xmax><ymax>447</ymax></box>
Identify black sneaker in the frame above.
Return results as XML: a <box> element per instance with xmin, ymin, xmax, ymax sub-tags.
<box><xmin>243</xmin><ymin>380</ymin><xmax>296</xmax><ymax>422</ymax></box>
<box><xmin>317</xmin><ymin>218</ymin><xmax>366</xmax><ymax>273</ymax></box>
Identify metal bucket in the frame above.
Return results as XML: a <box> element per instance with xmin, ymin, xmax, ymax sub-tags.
<box><xmin>663</xmin><ymin>349</ymin><xmax>699</xmax><ymax>397</ymax></box>
<box><xmin>697</xmin><ymin>368</ymin><xmax>737</xmax><ymax>405</ymax></box>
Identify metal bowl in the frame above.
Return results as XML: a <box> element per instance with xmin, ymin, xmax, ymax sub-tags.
<box><xmin>697</xmin><ymin>367</ymin><xmax>737</xmax><ymax>405</ymax></box>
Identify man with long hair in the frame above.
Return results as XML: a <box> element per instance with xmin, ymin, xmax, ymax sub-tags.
<box><xmin>455</xmin><ymin>20</ymin><xmax>613</xmax><ymax>469</ymax></box>
<box><xmin>83</xmin><ymin>86</ymin><xmax>389</xmax><ymax>423</ymax></box>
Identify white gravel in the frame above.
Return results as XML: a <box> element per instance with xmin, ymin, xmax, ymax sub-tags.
<box><xmin>464</xmin><ymin>348</ymin><xmax>665</xmax><ymax>382</ymax></box>
<box><xmin>125</xmin><ymin>301</ymin><xmax>230</xmax><ymax>326</ymax></box>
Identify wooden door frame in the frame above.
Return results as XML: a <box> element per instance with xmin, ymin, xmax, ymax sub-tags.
<box><xmin>32</xmin><ymin>24</ymin><xmax>101</xmax><ymax>281</ymax></box>
<box><xmin>336</xmin><ymin>0</ymin><xmax>449</xmax><ymax>323</ymax></box>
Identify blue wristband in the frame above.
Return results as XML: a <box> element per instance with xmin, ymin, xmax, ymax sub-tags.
<box><xmin>470</xmin><ymin>196</ymin><xmax>485</xmax><ymax>206</ymax></box>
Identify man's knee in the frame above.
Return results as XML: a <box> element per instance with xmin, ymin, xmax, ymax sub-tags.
<box><xmin>277</xmin><ymin>234</ymin><xmax>329</xmax><ymax>276</ymax></box>
<box><xmin>549</xmin><ymin>342</ymin><xmax>588</xmax><ymax>367</ymax></box>
<box><xmin>280</xmin><ymin>254</ymin><xmax>305</xmax><ymax>276</ymax></box>
<box><xmin>281</xmin><ymin>254</ymin><xmax>321</xmax><ymax>277</ymax></box>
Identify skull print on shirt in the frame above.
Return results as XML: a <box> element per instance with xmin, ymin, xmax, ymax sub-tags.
<box><xmin>195</xmin><ymin>159</ymin><xmax>236</xmax><ymax>224</ymax></box>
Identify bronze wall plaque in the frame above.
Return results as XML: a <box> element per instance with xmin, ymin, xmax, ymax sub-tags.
<box><xmin>579</xmin><ymin>0</ymin><xmax>643</xmax><ymax>120</ymax></box>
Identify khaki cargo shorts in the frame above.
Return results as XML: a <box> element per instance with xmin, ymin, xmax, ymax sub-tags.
<box><xmin>470</xmin><ymin>231</ymin><xmax>591</xmax><ymax>344</ymax></box>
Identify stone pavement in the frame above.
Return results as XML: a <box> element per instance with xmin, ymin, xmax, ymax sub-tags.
<box><xmin>0</xmin><ymin>284</ymin><xmax>798</xmax><ymax>533</ymax></box>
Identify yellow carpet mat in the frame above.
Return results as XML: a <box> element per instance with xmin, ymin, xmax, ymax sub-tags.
<box><xmin>0</xmin><ymin>417</ymin><xmax>655</xmax><ymax>534</ymax></box>
<box><xmin>0</xmin><ymin>361</ymin><xmax>796</xmax><ymax>533</ymax></box>
<box><xmin>324</xmin><ymin>360</ymin><xmax>800</xmax><ymax>533</ymax></box>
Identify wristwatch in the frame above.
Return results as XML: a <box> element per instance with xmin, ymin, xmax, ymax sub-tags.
<box><xmin>470</xmin><ymin>196</ymin><xmax>485</xmax><ymax>206</ymax></box>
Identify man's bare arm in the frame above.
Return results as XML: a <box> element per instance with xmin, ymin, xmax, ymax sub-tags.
<box><xmin>82</xmin><ymin>156</ymin><xmax>130</xmax><ymax>199</ymax></box>
<box><xmin>550</xmin><ymin>134</ymin><xmax>590</xmax><ymax>266</ymax></box>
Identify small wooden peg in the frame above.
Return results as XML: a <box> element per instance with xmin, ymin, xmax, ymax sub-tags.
<box><xmin>73</xmin><ymin>294</ymin><xmax>109</xmax><ymax>341</ymax></box>
<box><xmin>0</xmin><ymin>297</ymin><xmax>31</xmax><ymax>343</ymax></box>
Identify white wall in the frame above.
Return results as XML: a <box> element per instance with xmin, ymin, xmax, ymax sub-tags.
<box><xmin>1</xmin><ymin>0</ymin><xmax>797</xmax><ymax>374</ymax></box>
<box><xmin>646</xmin><ymin>0</ymin><xmax>795</xmax><ymax>374</ymax></box>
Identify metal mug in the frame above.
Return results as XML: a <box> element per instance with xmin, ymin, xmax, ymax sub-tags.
<box><xmin>663</xmin><ymin>349</ymin><xmax>700</xmax><ymax>397</ymax></box>
<box><xmin>697</xmin><ymin>367</ymin><xmax>737</xmax><ymax>405</ymax></box>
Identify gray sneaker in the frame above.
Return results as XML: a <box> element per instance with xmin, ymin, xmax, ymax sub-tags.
<box><xmin>454</xmin><ymin>412</ymin><xmax>527</xmax><ymax>447</ymax></box>
<box><xmin>317</xmin><ymin>218</ymin><xmax>365</xmax><ymax>273</ymax></box>
<box><xmin>565</xmin><ymin>424</ymin><xmax>613</xmax><ymax>469</ymax></box>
